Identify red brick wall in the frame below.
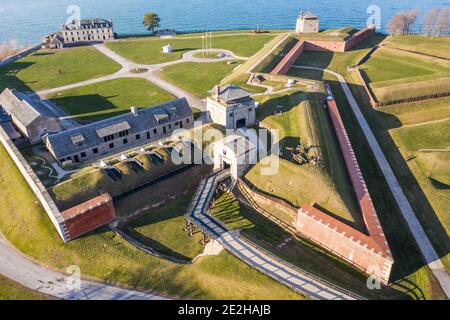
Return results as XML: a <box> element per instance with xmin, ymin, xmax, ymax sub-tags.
<box><xmin>344</xmin><ymin>26</ymin><xmax>376</xmax><ymax>50</ymax></box>
<box><xmin>296</xmin><ymin>205</ymin><xmax>393</xmax><ymax>283</ymax></box>
<box><xmin>304</xmin><ymin>40</ymin><xmax>346</xmax><ymax>52</ymax></box>
<box><xmin>271</xmin><ymin>40</ymin><xmax>305</xmax><ymax>75</ymax></box>
<box><xmin>294</xmin><ymin>84</ymin><xmax>393</xmax><ymax>283</ymax></box>
<box><xmin>270</xmin><ymin>26</ymin><xmax>377</xmax><ymax>75</ymax></box>
<box><xmin>62</xmin><ymin>193</ymin><xmax>116</xmax><ymax>240</ymax></box>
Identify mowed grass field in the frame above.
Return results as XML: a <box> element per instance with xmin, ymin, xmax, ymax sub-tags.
<box><xmin>48</xmin><ymin>78</ymin><xmax>175</xmax><ymax>122</ymax></box>
<box><xmin>106</xmin><ymin>33</ymin><xmax>276</xmax><ymax>64</ymax></box>
<box><xmin>0</xmin><ymin>275</ymin><xmax>52</xmax><ymax>300</ymax></box>
<box><xmin>359</xmin><ymin>37</ymin><xmax>450</xmax><ymax>102</ymax></box>
<box><xmin>245</xmin><ymin>91</ymin><xmax>362</xmax><ymax>228</ymax></box>
<box><xmin>158</xmin><ymin>60</ymin><xmax>240</xmax><ymax>98</ymax></box>
<box><xmin>389</xmin><ymin>119</ymin><xmax>450</xmax><ymax>254</ymax></box>
<box><xmin>0</xmin><ymin>47</ymin><xmax>121</xmax><ymax>92</ymax></box>
<box><xmin>375</xmin><ymin>96</ymin><xmax>450</xmax><ymax>128</ymax></box>
<box><xmin>383</xmin><ymin>35</ymin><xmax>450</xmax><ymax>59</ymax></box>
<box><xmin>122</xmin><ymin>194</ymin><xmax>204</xmax><ymax>261</ymax></box>
<box><xmin>0</xmin><ymin>144</ymin><xmax>300</xmax><ymax>300</ymax></box>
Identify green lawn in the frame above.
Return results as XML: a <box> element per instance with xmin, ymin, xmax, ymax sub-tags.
<box><xmin>0</xmin><ymin>275</ymin><xmax>52</xmax><ymax>300</ymax></box>
<box><xmin>123</xmin><ymin>194</ymin><xmax>204</xmax><ymax>261</ymax></box>
<box><xmin>389</xmin><ymin>120</ymin><xmax>450</xmax><ymax>240</ymax></box>
<box><xmin>375</xmin><ymin>96</ymin><xmax>450</xmax><ymax>128</ymax></box>
<box><xmin>106</xmin><ymin>34</ymin><xmax>276</xmax><ymax>65</ymax></box>
<box><xmin>360</xmin><ymin>52</ymin><xmax>435</xmax><ymax>83</ymax></box>
<box><xmin>48</xmin><ymin>78</ymin><xmax>175</xmax><ymax>122</ymax></box>
<box><xmin>246</xmin><ymin>91</ymin><xmax>362</xmax><ymax>228</ymax></box>
<box><xmin>383</xmin><ymin>35</ymin><xmax>450</xmax><ymax>59</ymax></box>
<box><xmin>297</xmin><ymin>27</ymin><xmax>357</xmax><ymax>41</ymax></box>
<box><xmin>390</xmin><ymin>120</ymin><xmax>450</xmax><ymax>153</ymax></box>
<box><xmin>0</xmin><ymin>144</ymin><xmax>300</xmax><ymax>300</ymax></box>
<box><xmin>0</xmin><ymin>47</ymin><xmax>121</xmax><ymax>92</ymax></box>
<box><xmin>159</xmin><ymin>61</ymin><xmax>239</xmax><ymax>98</ymax></box>
<box><xmin>359</xmin><ymin>46</ymin><xmax>450</xmax><ymax>102</ymax></box>
<box><xmin>222</xmin><ymin>34</ymin><xmax>289</xmax><ymax>93</ymax></box>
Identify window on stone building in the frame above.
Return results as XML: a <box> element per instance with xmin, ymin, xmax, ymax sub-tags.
<box><xmin>123</xmin><ymin>138</ymin><xmax>128</xmax><ymax>144</ymax></box>
<box><xmin>109</xmin><ymin>143</ymin><xmax>114</xmax><ymax>149</ymax></box>
<box><xmin>81</xmin><ymin>152</ymin><xmax>87</xmax><ymax>158</ymax></box>
<box><xmin>136</xmin><ymin>134</ymin><xmax>140</xmax><ymax>140</ymax></box>
<box><xmin>93</xmin><ymin>148</ymin><xmax>98</xmax><ymax>154</ymax></box>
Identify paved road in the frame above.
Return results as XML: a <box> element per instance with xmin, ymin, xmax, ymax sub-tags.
<box><xmin>0</xmin><ymin>234</ymin><xmax>168</xmax><ymax>300</ymax></box>
<box><xmin>292</xmin><ymin>65</ymin><xmax>450</xmax><ymax>298</ymax></box>
<box><xmin>186</xmin><ymin>170</ymin><xmax>364</xmax><ymax>300</ymax></box>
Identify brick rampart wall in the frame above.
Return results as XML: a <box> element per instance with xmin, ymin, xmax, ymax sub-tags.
<box><xmin>270</xmin><ymin>26</ymin><xmax>376</xmax><ymax>75</ymax></box>
<box><xmin>271</xmin><ymin>40</ymin><xmax>305</xmax><ymax>75</ymax></box>
<box><xmin>294</xmin><ymin>85</ymin><xmax>393</xmax><ymax>283</ymax></box>
<box><xmin>62</xmin><ymin>193</ymin><xmax>116</xmax><ymax>240</ymax></box>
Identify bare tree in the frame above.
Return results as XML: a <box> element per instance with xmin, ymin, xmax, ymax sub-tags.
<box><xmin>0</xmin><ymin>40</ymin><xmax>22</xmax><ymax>60</ymax></box>
<box><xmin>435</xmin><ymin>8</ymin><xmax>450</xmax><ymax>36</ymax></box>
<box><xmin>422</xmin><ymin>8</ymin><xmax>450</xmax><ymax>37</ymax></box>
<box><xmin>423</xmin><ymin>9</ymin><xmax>440</xmax><ymax>36</ymax></box>
<box><xmin>388</xmin><ymin>10</ymin><xmax>418</xmax><ymax>36</ymax></box>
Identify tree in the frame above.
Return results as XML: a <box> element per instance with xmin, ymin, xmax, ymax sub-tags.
<box><xmin>388</xmin><ymin>10</ymin><xmax>418</xmax><ymax>36</ymax></box>
<box><xmin>435</xmin><ymin>8</ymin><xmax>450</xmax><ymax>36</ymax></box>
<box><xmin>422</xmin><ymin>8</ymin><xmax>449</xmax><ymax>37</ymax></box>
<box><xmin>423</xmin><ymin>9</ymin><xmax>440</xmax><ymax>36</ymax></box>
<box><xmin>143</xmin><ymin>12</ymin><xmax>160</xmax><ymax>34</ymax></box>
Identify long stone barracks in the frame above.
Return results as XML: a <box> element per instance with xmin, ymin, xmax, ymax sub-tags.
<box><xmin>44</xmin><ymin>98</ymin><xmax>193</xmax><ymax>166</ymax></box>
<box><xmin>0</xmin><ymin>88</ymin><xmax>61</xmax><ymax>145</ymax></box>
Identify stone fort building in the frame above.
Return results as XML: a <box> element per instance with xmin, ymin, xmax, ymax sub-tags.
<box><xmin>43</xmin><ymin>18</ymin><xmax>114</xmax><ymax>49</ymax></box>
<box><xmin>44</xmin><ymin>98</ymin><xmax>193</xmax><ymax>166</ymax></box>
<box><xmin>296</xmin><ymin>12</ymin><xmax>319</xmax><ymax>34</ymax></box>
<box><xmin>207</xmin><ymin>85</ymin><xmax>257</xmax><ymax>130</ymax></box>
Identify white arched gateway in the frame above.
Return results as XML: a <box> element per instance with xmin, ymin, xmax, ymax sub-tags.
<box><xmin>213</xmin><ymin>134</ymin><xmax>257</xmax><ymax>181</ymax></box>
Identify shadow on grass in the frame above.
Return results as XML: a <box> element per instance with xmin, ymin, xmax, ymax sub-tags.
<box><xmin>0</xmin><ymin>61</ymin><xmax>36</xmax><ymax>92</ymax></box>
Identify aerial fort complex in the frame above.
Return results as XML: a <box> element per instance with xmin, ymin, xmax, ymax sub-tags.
<box><xmin>0</xmin><ymin>8</ymin><xmax>449</xmax><ymax>301</ymax></box>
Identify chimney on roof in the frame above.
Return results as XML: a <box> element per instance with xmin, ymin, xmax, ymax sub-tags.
<box><xmin>131</xmin><ymin>107</ymin><xmax>138</xmax><ymax>116</ymax></box>
<box><xmin>214</xmin><ymin>85</ymin><xmax>221</xmax><ymax>101</ymax></box>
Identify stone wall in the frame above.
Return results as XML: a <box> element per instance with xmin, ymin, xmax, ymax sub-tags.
<box><xmin>0</xmin><ymin>124</ymin><xmax>70</xmax><ymax>242</ymax></box>
<box><xmin>0</xmin><ymin>125</ymin><xmax>120</xmax><ymax>242</ymax></box>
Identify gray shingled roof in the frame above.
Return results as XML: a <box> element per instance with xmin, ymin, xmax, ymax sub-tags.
<box><xmin>64</xmin><ymin>18</ymin><xmax>112</xmax><ymax>30</ymax></box>
<box><xmin>0</xmin><ymin>89</ymin><xmax>50</xmax><ymax>127</ymax></box>
<box><xmin>299</xmin><ymin>12</ymin><xmax>318</xmax><ymax>19</ymax></box>
<box><xmin>218</xmin><ymin>85</ymin><xmax>252</xmax><ymax>103</ymax></box>
<box><xmin>46</xmin><ymin>98</ymin><xmax>192</xmax><ymax>159</ymax></box>
<box><xmin>96</xmin><ymin>121</ymin><xmax>131</xmax><ymax>138</ymax></box>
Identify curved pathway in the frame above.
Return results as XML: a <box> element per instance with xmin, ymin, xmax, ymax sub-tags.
<box><xmin>186</xmin><ymin>170</ymin><xmax>364</xmax><ymax>300</ymax></box>
<box><xmin>0</xmin><ymin>234</ymin><xmax>168</xmax><ymax>300</ymax></box>
<box><xmin>292</xmin><ymin>65</ymin><xmax>450</xmax><ymax>298</ymax></box>
<box><xmin>37</xmin><ymin>44</ymin><xmax>247</xmax><ymax>112</ymax></box>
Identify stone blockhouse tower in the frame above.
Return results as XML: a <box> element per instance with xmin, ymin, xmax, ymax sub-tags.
<box><xmin>296</xmin><ymin>12</ymin><xmax>319</xmax><ymax>34</ymax></box>
<box><xmin>206</xmin><ymin>85</ymin><xmax>257</xmax><ymax>130</ymax></box>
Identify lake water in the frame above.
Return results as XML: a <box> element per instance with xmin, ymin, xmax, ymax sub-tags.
<box><xmin>0</xmin><ymin>0</ymin><xmax>449</xmax><ymax>44</ymax></box>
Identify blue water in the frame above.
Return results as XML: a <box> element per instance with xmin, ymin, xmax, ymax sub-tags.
<box><xmin>0</xmin><ymin>0</ymin><xmax>449</xmax><ymax>44</ymax></box>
